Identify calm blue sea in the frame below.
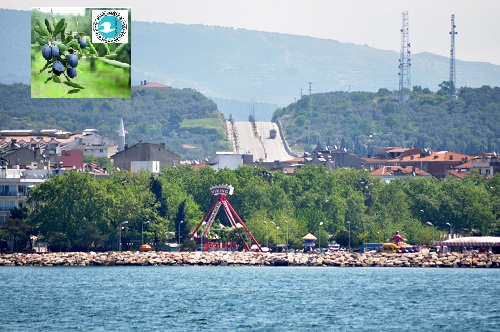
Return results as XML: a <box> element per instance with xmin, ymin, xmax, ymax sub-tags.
<box><xmin>0</xmin><ymin>266</ymin><xmax>498</xmax><ymax>331</ymax></box>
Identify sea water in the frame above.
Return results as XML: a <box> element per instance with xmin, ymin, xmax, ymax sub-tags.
<box><xmin>0</xmin><ymin>266</ymin><xmax>498</xmax><ymax>331</ymax></box>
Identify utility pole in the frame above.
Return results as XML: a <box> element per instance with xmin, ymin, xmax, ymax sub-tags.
<box><xmin>308</xmin><ymin>82</ymin><xmax>312</xmax><ymax>95</ymax></box>
<box><xmin>398</xmin><ymin>11</ymin><xmax>411</xmax><ymax>102</ymax></box>
<box><xmin>449</xmin><ymin>14</ymin><xmax>458</xmax><ymax>97</ymax></box>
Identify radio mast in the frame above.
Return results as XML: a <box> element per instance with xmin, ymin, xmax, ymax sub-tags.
<box><xmin>449</xmin><ymin>14</ymin><xmax>458</xmax><ymax>96</ymax></box>
<box><xmin>398</xmin><ymin>11</ymin><xmax>411</xmax><ymax>102</ymax></box>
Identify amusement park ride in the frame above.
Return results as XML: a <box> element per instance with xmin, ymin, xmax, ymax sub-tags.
<box><xmin>189</xmin><ymin>185</ymin><xmax>263</xmax><ymax>252</ymax></box>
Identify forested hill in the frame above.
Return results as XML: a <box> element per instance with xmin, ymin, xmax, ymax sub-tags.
<box><xmin>0</xmin><ymin>83</ymin><xmax>229</xmax><ymax>160</ymax></box>
<box><xmin>275</xmin><ymin>86</ymin><xmax>500</xmax><ymax>156</ymax></box>
<box><xmin>3</xmin><ymin>9</ymin><xmax>500</xmax><ymax>108</ymax></box>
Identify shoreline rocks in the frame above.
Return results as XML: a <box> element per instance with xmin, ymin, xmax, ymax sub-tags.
<box><xmin>0</xmin><ymin>250</ymin><xmax>499</xmax><ymax>268</ymax></box>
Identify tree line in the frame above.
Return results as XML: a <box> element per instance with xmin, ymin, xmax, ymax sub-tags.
<box><xmin>275</xmin><ymin>85</ymin><xmax>500</xmax><ymax>156</ymax></box>
<box><xmin>2</xmin><ymin>165</ymin><xmax>498</xmax><ymax>252</ymax></box>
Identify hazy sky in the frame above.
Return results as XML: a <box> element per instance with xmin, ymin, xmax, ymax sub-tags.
<box><xmin>4</xmin><ymin>0</ymin><xmax>500</xmax><ymax>65</ymax></box>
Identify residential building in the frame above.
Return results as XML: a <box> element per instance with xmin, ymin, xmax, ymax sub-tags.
<box><xmin>363</xmin><ymin>148</ymin><xmax>472</xmax><ymax>179</ymax></box>
<box><xmin>370</xmin><ymin>165</ymin><xmax>432</xmax><ymax>183</ymax></box>
<box><xmin>472</xmin><ymin>153</ymin><xmax>500</xmax><ymax>177</ymax></box>
<box><xmin>62</xmin><ymin>132</ymin><xmax>118</xmax><ymax>158</ymax></box>
<box><xmin>0</xmin><ymin>167</ymin><xmax>49</xmax><ymax>223</ymax></box>
<box><xmin>206</xmin><ymin>152</ymin><xmax>253</xmax><ymax>170</ymax></box>
<box><xmin>111</xmin><ymin>142</ymin><xmax>180</xmax><ymax>171</ymax></box>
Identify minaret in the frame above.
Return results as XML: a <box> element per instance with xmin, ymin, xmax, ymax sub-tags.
<box><xmin>118</xmin><ymin>117</ymin><xmax>125</xmax><ymax>152</ymax></box>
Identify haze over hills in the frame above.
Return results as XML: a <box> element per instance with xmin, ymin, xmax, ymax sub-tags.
<box><xmin>3</xmin><ymin>9</ymin><xmax>500</xmax><ymax>112</ymax></box>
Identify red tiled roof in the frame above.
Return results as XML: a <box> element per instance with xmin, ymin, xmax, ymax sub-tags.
<box><xmin>447</xmin><ymin>169</ymin><xmax>468</xmax><ymax>179</ymax></box>
<box><xmin>370</xmin><ymin>165</ymin><xmax>430</xmax><ymax>177</ymax></box>
<box><xmin>396</xmin><ymin>151</ymin><xmax>470</xmax><ymax>162</ymax></box>
<box><xmin>141</xmin><ymin>82</ymin><xmax>171</xmax><ymax>88</ymax></box>
<box><xmin>454</xmin><ymin>160</ymin><xmax>474</xmax><ymax>170</ymax></box>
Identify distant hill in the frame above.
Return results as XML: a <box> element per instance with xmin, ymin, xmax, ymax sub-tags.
<box><xmin>2</xmin><ymin>9</ymin><xmax>500</xmax><ymax>109</ymax></box>
<box><xmin>275</xmin><ymin>86</ymin><xmax>500</xmax><ymax>156</ymax></box>
<box><xmin>0</xmin><ymin>83</ymin><xmax>229</xmax><ymax>161</ymax></box>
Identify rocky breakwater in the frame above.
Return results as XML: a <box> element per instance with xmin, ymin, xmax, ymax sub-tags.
<box><xmin>0</xmin><ymin>250</ymin><xmax>499</xmax><ymax>267</ymax></box>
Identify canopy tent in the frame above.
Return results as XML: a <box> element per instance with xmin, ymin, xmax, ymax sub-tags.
<box><xmin>434</xmin><ymin>236</ymin><xmax>500</xmax><ymax>247</ymax></box>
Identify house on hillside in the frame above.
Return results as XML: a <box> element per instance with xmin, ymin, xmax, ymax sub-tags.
<box><xmin>62</xmin><ymin>132</ymin><xmax>118</xmax><ymax>158</ymax></box>
<box><xmin>138</xmin><ymin>80</ymin><xmax>171</xmax><ymax>88</ymax></box>
<box><xmin>362</xmin><ymin>148</ymin><xmax>472</xmax><ymax>179</ymax></box>
<box><xmin>370</xmin><ymin>165</ymin><xmax>431</xmax><ymax>182</ymax></box>
<box><xmin>110</xmin><ymin>142</ymin><xmax>180</xmax><ymax>171</ymax></box>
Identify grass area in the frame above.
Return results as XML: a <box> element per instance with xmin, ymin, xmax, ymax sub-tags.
<box><xmin>30</xmin><ymin>49</ymin><xmax>131</xmax><ymax>98</ymax></box>
<box><xmin>180</xmin><ymin>118</ymin><xmax>225</xmax><ymax>130</ymax></box>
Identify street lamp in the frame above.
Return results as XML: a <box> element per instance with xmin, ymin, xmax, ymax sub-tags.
<box><xmin>178</xmin><ymin>220</ymin><xmax>184</xmax><ymax>245</ymax></box>
<box><xmin>119</xmin><ymin>221</ymin><xmax>128</xmax><ymax>251</ymax></box>
<box><xmin>446</xmin><ymin>222</ymin><xmax>452</xmax><ymax>239</ymax></box>
<box><xmin>263</xmin><ymin>221</ymin><xmax>268</xmax><ymax>247</ymax></box>
<box><xmin>200</xmin><ymin>221</ymin><xmax>206</xmax><ymax>252</ymax></box>
<box><xmin>426</xmin><ymin>221</ymin><xmax>434</xmax><ymax>242</ymax></box>
<box><xmin>284</xmin><ymin>220</ymin><xmax>289</xmax><ymax>250</ymax></box>
<box><xmin>346</xmin><ymin>221</ymin><xmax>351</xmax><ymax>252</ymax></box>
<box><xmin>319</xmin><ymin>222</ymin><xmax>325</xmax><ymax>252</ymax></box>
<box><xmin>142</xmin><ymin>220</ymin><xmax>150</xmax><ymax>245</ymax></box>
<box><xmin>271</xmin><ymin>221</ymin><xmax>276</xmax><ymax>247</ymax></box>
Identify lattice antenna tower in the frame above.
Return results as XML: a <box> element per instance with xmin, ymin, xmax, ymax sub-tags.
<box><xmin>398</xmin><ymin>11</ymin><xmax>411</xmax><ymax>102</ymax></box>
<box><xmin>449</xmin><ymin>14</ymin><xmax>458</xmax><ymax>96</ymax></box>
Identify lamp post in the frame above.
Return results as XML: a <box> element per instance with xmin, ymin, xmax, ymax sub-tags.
<box><xmin>200</xmin><ymin>221</ymin><xmax>206</xmax><ymax>251</ymax></box>
<box><xmin>119</xmin><ymin>221</ymin><xmax>128</xmax><ymax>251</ymax></box>
<box><xmin>426</xmin><ymin>222</ymin><xmax>434</xmax><ymax>242</ymax></box>
<box><xmin>276</xmin><ymin>226</ymin><xmax>280</xmax><ymax>245</ymax></box>
<box><xmin>263</xmin><ymin>221</ymin><xmax>268</xmax><ymax>247</ymax></box>
<box><xmin>319</xmin><ymin>222</ymin><xmax>325</xmax><ymax>252</ymax></box>
<box><xmin>178</xmin><ymin>220</ymin><xmax>184</xmax><ymax>245</ymax></box>
<box><xmin>346</xmin><ymin>221</ymin><xmax>351</xmax><ymax>252</ymax></box>
<box><xmin>446</xmin><ymin>222</ymin><xmax>452</xmax><ymax>239</ymax></box>
<box><xmin>271</xmin><ymin>221</ymin><xmax>276</xmax><ymax>247</ymax></box>
<box><xmin>284</xmin><ymin>220</ymin><xmax>289</xmax><ymax>250</ymax></box>
<box><xmin>142</xmin><ymin>220</ymin><xmax>150</xmax><ymax>245</ymax></box>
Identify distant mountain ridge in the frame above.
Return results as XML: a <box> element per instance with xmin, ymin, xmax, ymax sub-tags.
<box><xmin>2</xmin><ymin>9</ymin><xmax>500</xmax><ymax>109</ymax></box>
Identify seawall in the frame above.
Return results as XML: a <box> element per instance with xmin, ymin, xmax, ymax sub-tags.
<box><xmin>0</xmin><ymin>251</ymin><xmax>499</xmax><ymax>268</ymax></box>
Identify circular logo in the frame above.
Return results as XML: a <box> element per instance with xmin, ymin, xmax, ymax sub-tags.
<box><xmin>92</xmin><ymin>10</ymin><xmax>128</xmax><ymax>43</ymax></box>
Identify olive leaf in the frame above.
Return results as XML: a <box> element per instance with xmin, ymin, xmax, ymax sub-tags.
<box><xmin>114</xmin><ymin>43</ymin><xmax>127</xmax><ymax>54</ymax></box>
<box><xmin>67</xmin><ymin>89</ymin><xmax>81</xmax><ymax>94</ymax></box>
<box><xmin>53</xmin><ymin>18</ymin><xmax>66</xmax><ymax>36</ymax></box>
<box><xmin>63</xmin><ymin>81</ymin><xmax>86</xmax><ymax>89</ymax></box>
<box><xmin>35</xmin><ymin>17</ymin><xmax>50</xmax><ymax>36</ymax></box>
<box><xmin>44</xmin><ymin>19</ymin><xmax>52</xmax><ymax>33</ymax></box>
<box><xmin>38</xmin><ymin>36</ymin><xmax>48</xmax><ymax>46</ymax></box>
<box><xmin>98</xmin><ymin>58</ymin><xmax>131</xmax><ymax>69</ymax></box>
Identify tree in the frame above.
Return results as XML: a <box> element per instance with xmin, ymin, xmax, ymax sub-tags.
<box><xmin>1</xmin><ymin>207</ymin><xmax>31</xmax><ymax>252</ymax></box>
<box><xmin>28</xmin><ymin>172</ymin><xmax>117</xmax><ymax>250</ymax></box>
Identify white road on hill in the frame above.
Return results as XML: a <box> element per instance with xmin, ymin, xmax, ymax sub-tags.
<box><xmin>228</xmin><ymin>121</ymin><xmax>295</xmax><ymax>162</ymax></box>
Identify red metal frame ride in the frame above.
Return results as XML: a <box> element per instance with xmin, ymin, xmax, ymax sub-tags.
<box><xmin>189</xmin><ymin>185</ymin><xmax>263</xmax><ymax>252</ymax></box>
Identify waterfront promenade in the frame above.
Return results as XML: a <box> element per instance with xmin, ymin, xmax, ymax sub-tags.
<box><xmin>1</xmin><ymin>250</ymin><xmax>499</xmax><ymax>267</ymax></box>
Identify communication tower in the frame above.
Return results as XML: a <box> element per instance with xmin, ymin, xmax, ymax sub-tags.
<box><xmin>398</xmin><ymin>11</ymin><xmax>411</xmax><ymax>102</ymax></box>
<box><xmin>449</xmin><ymin>14</ymin><xmax>458</xmax><ymax>96</ymax></box>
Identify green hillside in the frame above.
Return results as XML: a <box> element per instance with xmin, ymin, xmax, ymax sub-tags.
<box><xmin>275</xmin><ymin>86</ymin><xmax>500</xmax><ymax>156</ymax></box>
<box><xmin>0</xmin><ymin>83</ymin><xmax>229</xmax><ymax>160</ymax></box>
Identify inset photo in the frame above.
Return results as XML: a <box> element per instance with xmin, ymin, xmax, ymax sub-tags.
<box><xmin>31</xmin><ymin>7</ymin><xmax>131</xmax><ymax>98</ymax></box>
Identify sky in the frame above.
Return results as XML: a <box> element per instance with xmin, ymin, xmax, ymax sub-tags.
<box><xmin>3</xmin><ymin>0</ymin><xmax>500</xmax><ymax>65</ymax></box>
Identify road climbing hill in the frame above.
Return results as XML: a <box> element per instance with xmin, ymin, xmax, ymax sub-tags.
<box><xmin>227</xmin><ymin>121</ymin><xmax>295</xmax><ymax>162</ymax></box>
